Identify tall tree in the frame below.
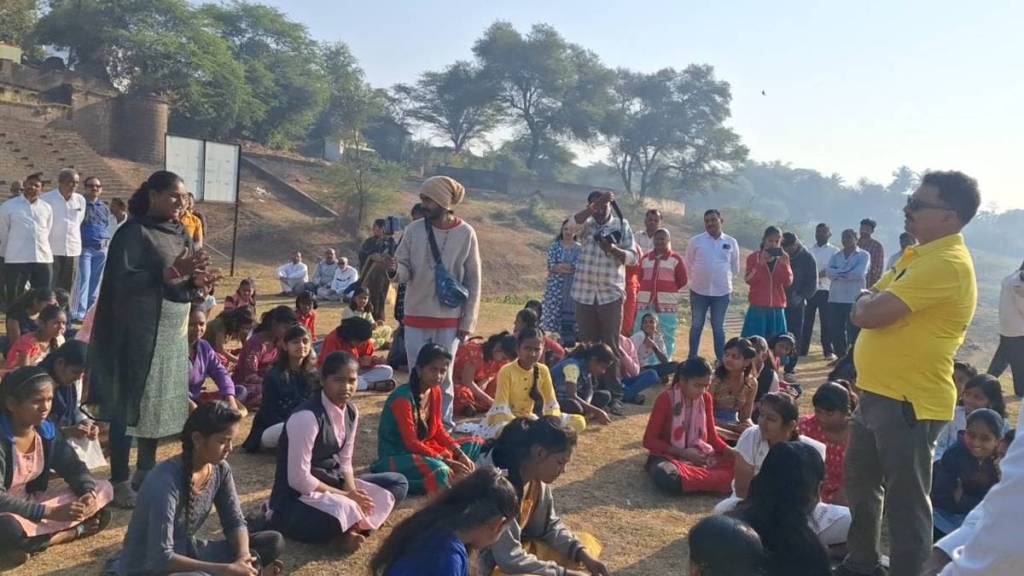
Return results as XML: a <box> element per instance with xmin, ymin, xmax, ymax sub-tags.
<box><xmin>473</xmin><ymin>21</ymin><xmax>613</xmax><ymax>170</ymax></box>
<box><xmin>605</xmin><ymin>65</ymin><xmax>747</xmax><ymax>199</ymax></box>
<box><xmin>393</xmin><ymin>60</ymin><xmax>500</xmax><ymax>154</ymax></box>
<box><xmin>0</xmin><ymin>0</ymin><xmax>38</xmax><ymax>49</ymax></box>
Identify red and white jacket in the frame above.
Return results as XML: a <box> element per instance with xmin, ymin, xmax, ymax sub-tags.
<box><xmin>636</xmin><ymin>250</ymin><xmax>688</xmax><ymax>313</ymax></box>
<box><xmin>745</xmin><ymin>252</ymin><xmax>793</xmax><ymax>309</ymax></box>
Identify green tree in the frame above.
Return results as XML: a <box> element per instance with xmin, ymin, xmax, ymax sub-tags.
<box><xmin>394</xmin><ymin>61</ymin><xmax>500</xmax><ymax>154</ymax></box>
<box><xmin>0</xmin><ymin>0</ymin><xmax>38</xmax><ymax>49</ymax></box>
<box><xmin>326</xmin><ymin>151</ymin><xmax>404</xmax><ymax>228</ymax></box>
<box><xmin>605</xmin><ymin>65</ymin><xmax>747</xmax><ymax>199</ymax></box>
<box><xmin>473</xmin><ymin>21</ymin><xmax>614</xmax><ymax>170</ymax></box>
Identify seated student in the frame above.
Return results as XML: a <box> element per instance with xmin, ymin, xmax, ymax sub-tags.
<box><xmin>477</xmin><ymin>416</ymin><xmax>610</xmax><ymax>576</ymax></box>
<box><xmin>0</xmin><ymin>367</ymin><xmax>113</xmax><ymax>569</ymax></box>
<box><xmin>267</xmin><ymin>352</ymin><xmax>408</xmax><ymax>554</ymax></box>
<box><xmin>618</xmin><ymin>332</ymin><xmax>662</xmax><ymax>405</ymax></box>
<box><xmin>481</xmin><ymin>328</ymin><xmax>586</xmax><ymax>439</ymax></box>
<box><xmin>108</xmin><ymin>402</ymin><xmax>285</xmax><ymax>576</ymax></box>
<box><xmin>222</xmin><ymin>277</ymin><xmax>257</xmax><ymax>312</ymax></box>
<box><xmin>767</xmin><ymin>334</ymin><xmax>801</xmax><ymax>396</ymax></box>
<box><xmin>242</xmin><ymin>325</ymin><xmax>317</xmax><ymax>453</ymax></box>
<box><xmin>549</xmin><ymin>343</ymin><xmax>614</xmax><ymax>425</ymax></box>
<box><xmin>370</xmin><ymin>467</ymin><xmax>518</xmax><ymax>576</ymax></box>
<box><xmin>372</xmin><ymin>344</ymin><xmax>484</xmax><ymax>495</ymax></box>
<box><xmin>730</xmin><ymin>442</ymin><xmax>839</xmax><ymax>576</ymax></box>
<box><xmin>187</xmin><ymin>308</ymin><xmax>246</xmax><ymax>413</ymax></box>
<box><xmin>933</xmin><ymin>408</ymin><xmax>1005</xmax><ymax>537</ymax></box>
<box><xmin>204</xmin><ymin>305</ymin><xmax>256</xmax><ymax>368</ymax></box>
<box><xmin>318</xmin><ymin>316</ymin><xmax>395</xmax><ymax>392</ymax></box>
<box><xmin>644</xmin><ymin>357</ymin><xmax>734</xmax><ymax>495</ymax></box>
<box><xmin>453</xmin><ymin>332</ymin><xmax>517</xmax><ymax>417</ymax></box>
<box><xmin>688</xmin><ymin>514</ymin><xmax>766</xmax><ymax>576</ymax></box>
<box><xmin>631</xmin><ymin>313</ymin><xmax>678</xmax><ymax>380</ymax></box>
<box><xmin>39</xmin><ymin>341</ymin><xmax>105</xmax><ymax>470</ymax></box>
<box><xmin>514</xmin><ymin>309</ymin><xmax>565</xmax><ymax>366</ymax></box>
<box><xmin>749</xmin><ymin>336</ymin><xmax>780</xmax><ymax>409</ymax></box>
<box><xmin>5</xmin><ymin>304</ymin><xmax>66</xmax><ymax>369</ymax></box>
<box><xmin>295</xmin><ymin>290</ymin><xmax>318</xmax><ymax>341</ymax></box>
<box><xmin>2</xmin><ymin>289</ymin><xmax>56</xmax><ymax>355</ymax></box>
<box><xmin>935</xmin><ymin>371</ymin><xmax>1003</xmax><ymax>461</ymax></box>
<box><xmin>714</xmin><ymin>392</ymin><xmax>826</xmax><ymax>513</ymax></box>
<box><xmin>233</xmin><ymin>306</ymin><xmax>298</xmax><ymax>408</ymax></box>
<box><xmin>710</xmin><ymin>337</ymin><xmax>758</xmax><ymax>442</ymax></box>
<box><xmin>798</xmin><ymin>381</ymin><xmax>855</xmax><ymax>505</ymax></box>
<box><xmin>342</xmin><ymin>287</ymin><xmax>393</xmax><ymax>349</ymax></box>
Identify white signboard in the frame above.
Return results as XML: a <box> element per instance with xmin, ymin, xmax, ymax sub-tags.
<box><xmin>165</xmin><ymin>135</ymin><xmax>204</xmax><ymax>201</ymax></box>
<box><xmin>164</xmin><ymin>135</ymin><xmax>239</xmax><ymax>203</ymax></box>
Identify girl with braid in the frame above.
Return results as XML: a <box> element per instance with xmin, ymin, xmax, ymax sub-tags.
<box><xmin>109</xmin><ymin>402</ymin><xmax>285</xmax><ymax>576</ymax></box>
<box><xmin>372</xmin><ymin>344</ymin><xmax>484</xmax><ymax>495</ymax></box>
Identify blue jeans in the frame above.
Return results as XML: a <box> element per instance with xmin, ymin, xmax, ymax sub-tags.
<box><xmin>73</xmin><ymin>247</ymin><xmax>107</xmax><ymax>320</ymax></box>
<box><xmin>689</xmin><ymin>292</ymin><xmax>731</xmax><ymax>361</ymax></box>
<box><xmin>621</xmin><ymin>369</ymin><xmax>660</xmax><ymax>402</ymax></box>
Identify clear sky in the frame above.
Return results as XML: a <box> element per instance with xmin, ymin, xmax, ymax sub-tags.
<box><xmin>262</xmin><ymin>0</ymin><xmax>1023</xmax><ymax>210</ymax></box>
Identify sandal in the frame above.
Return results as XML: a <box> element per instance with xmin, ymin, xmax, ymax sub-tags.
<box><xmin>75</xmin><ymin>508</ymin><xmax>112</xmax><ymax>541</ymax></box>
<box><xmin>371</xmin><ymin>379</ymin><xmax>397</xmax><ymax>393</ymax></box>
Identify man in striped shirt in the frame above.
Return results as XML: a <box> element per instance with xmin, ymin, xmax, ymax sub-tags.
<box><xmin>633</xmin><ymin>228</ymin><xmax>688</xmax><ymax>359</ymax></box>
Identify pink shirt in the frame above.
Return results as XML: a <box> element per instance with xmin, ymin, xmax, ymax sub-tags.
<box><xmin>285</xmin><ymin>392</ymin><xmax>356</xmax><ymax>493</ymax></box>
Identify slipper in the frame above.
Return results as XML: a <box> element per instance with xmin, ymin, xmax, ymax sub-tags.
<box><xmin>371</xmin><ymin>379</ymin><xmax>397</xmax><ymax>393</ymax></box>
<box><xmin>75</xmin><ymin>508</ymin><xmax>112</xmax><ymax>541</ymax></box>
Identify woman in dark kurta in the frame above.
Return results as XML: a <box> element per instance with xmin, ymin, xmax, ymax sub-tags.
<box><xmin>85</xmin><ymin>171</ymin><xmax>216</xmax><ymax>509</ymax></box>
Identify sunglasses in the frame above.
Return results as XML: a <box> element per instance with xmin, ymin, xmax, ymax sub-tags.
<box><xmin>905</xmin><ymin>197</ymin><xmax>955</xmax><ymax>213</ymax></box>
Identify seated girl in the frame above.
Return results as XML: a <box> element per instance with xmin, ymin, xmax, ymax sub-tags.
<box><xmin>233</xmin><ymin>306</ymin><xmax>298</xmax><ymax>408</ymax></box>
<box><xmin>109</xmin><ymin>402</ymin><xmax>285</xmax><ymax>576</ymax></box>
<box><xmin>643</xmin><ymin>357</ymin><xmax>734</xmax><ymax>495</ymax></box>
<box><xmin>5</xmin><ymin>304</ymin><xmax>66</xmax><ymax>369</ymax></box>
<box><xmin>630</xmin><ymin>313</ymin><xmax>678</xmax><ymax>380</ymax></box>
<box><xmin>242</xmin><ymin>325</ymin><xmax>317</xmax><ymax>453</ymax></box>
<box><xmin>343</xmin><ymin>287</ymin><xmax>393</xmax><ymax>349</ymax></box>
<box><xmin>453</xmin><ymin>332</ymin><xmax>517</xmax><ymax>417</ymax></box>
<box><xmin>481</xmin><ymin>328</ymin><xmax>586</xmax><ymax>439</ymax></box>
<box><xmin>3</xmin><ymin>289</ymin><xmax>56</xmax><ymax>355</ymax></box>
<box><xmin>0</xmin><ymin>367</ymin><xmax>113</xmax><ymax>569</ymax></box>
<box><xmin>730</xmin><ymin>441</ymin><xmax>840</xmax><ymax>576</ymax></box>
<box><xmin>714</xmin><ymin>392</ymin><xmax>826</xmax><ymax>513</ymax></box>
<box><xmin>318</xmin><ymin>316</ymin><xmax>395</xmax><ymax>392</ymax></box>
<box><xmin>222</xmin><ymin>277</ymin><xmax>257</xmax><ymax>312</ymax></box>
<box><xmin>709</xmin><ymin>337</ymin><xmax>758</xmax><ymax>442</ymax></box>
<box><xmin>799</xmin><ymin>381</ymin><xmax>855</xmax><ymax>505</ymax></box>
<box><xmin>770</xmin><ymin>332</ymin><xmax>798</xmax><ymax>380</ymax></box>
<box><xmin>617</xmin><ymin>333</ymin><xmax>662</xmax><ymax>405</ymax></box>
<box><xmin>749</xmin><ymin>336</ymin><xmax>780</xmax><ymax>412</ymax></box>
<box><xmin>370</xmin><ymin>467</ymin><xmax>517</xmax><ymax>576</ymax></box>
<box><xmin>932</xmin><ymin>408</ymin><xmax>1005</xmax><ymax>537</ymax></box>
<box><xmin>514</xmin><ymin>309</ymin><xmax>565</xmax><ymax>366</ymax></box>
<box><xmin>40</xmin><ymin>341</ymin><xmax>105</xmax><ymax>470</ymax></box>
<box><xmin>372</xmin><ymin>344</ymin><xmax>484</xmax><ymax>495</ymax></box>
<box><xmin>204</xmin><ymin>305</ymin><xmax>256</xmax><ymax>368</ymax></box>
<box><xmin>188</xmin><ymin>308</ymin><xmax>246</xmax><ymax>413</ymax></box>
<box><xmin>550</xmin><ymin>343</ymin><xmax>615</xmax><ymax>425</ymax></box>
<box><xmin>267</xmin><ymin>352</ymin><xmax>408</xmax><ymax>554</ymax></box>
<box><xmin>295</xmin><ymin>290</ymin><xmax>318</xmax><ymax>341</ymax></box>
<box><xmin>935</xmin><ymin>372</ymin><xmax>1005</xmax><ymax>461</ymax></box>
<box><xmin>477</xmin><ymin>416</ymin><xmax>610</xmax><ymax>576</ymax></box>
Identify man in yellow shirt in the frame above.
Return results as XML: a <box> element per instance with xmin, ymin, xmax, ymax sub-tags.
<box><xmin>836</xmin><ymin>172</ymin><xmax>980</xmax><ymax>576</ymax></box>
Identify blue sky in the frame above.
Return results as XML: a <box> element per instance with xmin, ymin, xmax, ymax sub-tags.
<box><xmin>261</xmin><ymin>0</ymin><xmax>1023</xmax><ymax>210</ymax></box>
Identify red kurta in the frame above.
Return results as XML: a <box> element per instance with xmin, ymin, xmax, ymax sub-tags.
<box><xmin>643</xmin><ymin>390</ymin><xmax>734</xmax><ymax>493</ymax></box>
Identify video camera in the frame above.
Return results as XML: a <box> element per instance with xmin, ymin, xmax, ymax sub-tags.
<box><xmin>592</xmin><ymin>199</ymin><xmax>626</xmax><ymax>246</ymax></box>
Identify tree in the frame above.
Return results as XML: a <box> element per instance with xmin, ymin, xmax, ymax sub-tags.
<box><xmin>394</xmin><ymin>61</ymin><xmax>500</xmax><ymax>155</ymax></box>
<box><xmin>473</xmin><ymin>21</ymin><xmax>614</xmax><ymax>170</ymax></box>
<box><xmin>604</xmin><ymin>65</ymin><xmax>747</xmax><ymax>199</ymax></box>
<box><xmin>326</xmin><ymin>151</ymin><xmax>404</xmax><ymax>228</ymax></box>
<box><xmin>0</xmin><ymin>0</ymin><xmax>38</xmax><ymax>49</ymax></box>
<box><xmin>316</xmin><ymin>41</ymin><xmax>381</xmax><ymax>142</ymax></box>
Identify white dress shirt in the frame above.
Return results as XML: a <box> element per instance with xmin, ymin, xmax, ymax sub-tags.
<box><xmin>276</xmin><ymin>261</ymin><xmax>308</xmax><ymax>281</ymax></box>
<box><xmin>996</xmin><ymin>270</ymin><xmax>1024</xmax><ymax>337</ymax></box>
<box><xmin>684</xmin><ymin>231</ymin><xmax>740</xmax><ymax>297</ymax></box>
<box><xmin>634</xmin><ymin>229</ymin><xmax>655</xmax><ymax>254</ymax></box>
<box><xmin>41</xmin><ymin>189</ymin><xmax>86</xmax><ymax>257</ymax></box>
<box><xmin>0</xmin><ymin>195</ymin><xmax>54</xmax><ymax>264</ymax></box>
<box><xmin>808</xmin><ymin>242</ymin><xmax>840</xmax><ymax>291</ymax></box>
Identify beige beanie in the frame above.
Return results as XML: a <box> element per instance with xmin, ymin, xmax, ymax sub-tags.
<box><xmin>419</xmin><ymin>176</ymin><xmax>466</xmax><ymax>210</ymax></box>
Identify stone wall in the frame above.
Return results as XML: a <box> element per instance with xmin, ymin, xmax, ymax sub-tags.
<box><xmin>113</xmin><ymin>95</ymin><xmax>168</xmax><ymax>164</ymax></box>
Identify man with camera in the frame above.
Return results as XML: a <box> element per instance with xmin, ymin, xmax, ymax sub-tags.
<box><xmin>571</xmin><ymin>190</ymin><xmax>639</xmax><ymax>415</ymax></box>
<box><xmin>360</xmin><ymin>218</ymin><xmax>399</xmax><ymax>321</ymax></box>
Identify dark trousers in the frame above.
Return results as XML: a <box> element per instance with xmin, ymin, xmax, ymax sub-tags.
<box><xmin>784</xmin><ymin>302</ymin><xmax>805</xmax><ymax>372</ymax></box>
<box><xmin>989</xmin><ymin>335</ymin><xmax>1024</xmax><ymax>397</ymax></box>
<box><xmin>828</xmin><ymin>302</ymin><xmax>859</xmax><ymax>359</ymax></box>
<box><xmin>109</xmin><ymin>417</ymin><xmax>159</xmax><ymax>485</ymax></box>
<box><xmin>52</xmin><ymin>255</ymin><xmax>76</xmax><ymax>293</ymax></box>
<box><xmin>576</xmin><ymin>299</ymin><xmax>625</xmax><ymax>400</ymax></box>
<box><xmin>4</xmin><ymin>262</ymin><xmax>51</xmax><ymax>300</ymax></box>
<box><xmin>801</xmin><ymin>289</ymin><xmax>833</xmax><ymax>356</ymax></box>
<box><xmin>559</xmin><ymin>390</ymin><xmax>613</xmax><ymax>416</ymax></box>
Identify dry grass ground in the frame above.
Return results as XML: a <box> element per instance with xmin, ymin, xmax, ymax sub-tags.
<box><xmin>12</xmin><ymin>272</ymin><xmax>1020</xmax><ymax>576</ymax></box>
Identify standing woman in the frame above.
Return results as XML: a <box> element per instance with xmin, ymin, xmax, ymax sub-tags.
<box><xmin>540</xmin><ymin>219</ymin><xmax>581</xmax><ymax>346</ymax></box>
<box><xmin>742</xmin><ymin>226</ymin><xmax>793</xmax><ymax>340</ymax></box>
<box><xmin>85</xmin><ymin>171</ymin><xmax>216</xmax><ymax>508</ymax></box>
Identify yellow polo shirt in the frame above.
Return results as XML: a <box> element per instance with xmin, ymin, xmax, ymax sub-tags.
<box><xmin>854</xmin><ymin>233</ymin><xmax>976</xmax><ymax>420</ymax></box>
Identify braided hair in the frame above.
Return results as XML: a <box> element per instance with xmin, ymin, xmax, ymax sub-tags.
<box><xmin>179</xmin><ymin>401</ymin><xmax>242</xmax><ymax>537</ymax></box>
<box><xmin>516</xmin><ymin>327</ymin><xmax>546</xmax><ymax>411</ymax></box>
<box><xmin>409</xmin><ymin>343</ymin><xmax>452</xmax><ymax>440</ymax></box>
<box><xmin>486</xmin><ymin>416</ymin><xmax>577</xmax><ymax>499</ymax></box>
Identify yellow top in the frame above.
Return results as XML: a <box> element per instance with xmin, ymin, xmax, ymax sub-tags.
<box><xmin>854</xmin><ymin>233</ymin><xmax>976</xmax><ymax>420</ymax></box>
<box><xmin>180</xmin><ymin>211</ymin><xmax>203</xmax><ymax>243</ymax></box>
<box><xmin>486</xmin><ymin>361</ymin><xmax>561</xmax><ymax>427</ymax></box>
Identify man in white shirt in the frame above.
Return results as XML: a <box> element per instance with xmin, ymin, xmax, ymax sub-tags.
<box><xmin>684</xmin><ymin>209</ymin><xmax>740</xmax><ymax>361</ymax></box>
<box><xmin>0</xmin><ymin>173</ymin><xmax>54</xmax><ymax>299</ymax></box>
<box><xmin>803</xmin><ymin>223</ymin><xmax>841</xmax><ymax>361</ymax></box>
<box><xmin>41</xmin><ymin>168</ymin><xmax>86</xmax><ymax>293</ymax></box>
<box><xmin>987</xmin><ymin>261</ymin><xmax>1024</xmax><ymax>398</ymax></box>
<box><xmin>634</xmin><ymin>208</ymin><xmax>661</xmax><ymax>254</ymax></box>
<box><xmin>887</xmin><ymin>232</ymin><xmax>916</xmax><ymax>270</ymax></box>
<box><xmin>304</xmin><ymin>248</ymin><xmax>340</xmax><ymax>295</ymax></box>
<box><xmin>276</xmin><ymin>251</ymin><xmax>309</xmax><ymax>296</ymax></box>
<box><xmin>320</xmin><ymin>256</ymin><xmax>359</xmax><ymax>301</ymax></box>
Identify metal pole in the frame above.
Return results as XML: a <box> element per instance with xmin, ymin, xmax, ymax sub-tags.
<box><xmin>229</xmin><ymin>145</ymin><xmax>241</xmax><ymax>277</ymax></box>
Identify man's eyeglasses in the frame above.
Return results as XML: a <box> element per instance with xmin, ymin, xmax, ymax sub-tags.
<box><xmin>905</xmin><ymin>197</ymin><xmax>955</xmax><ymax>213</ymax></box>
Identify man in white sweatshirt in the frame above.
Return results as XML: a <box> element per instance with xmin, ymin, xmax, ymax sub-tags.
<box><xmin>386</xmin><ymin>176</ymin><xmax>481</xmax><ymax>429</ymax></box>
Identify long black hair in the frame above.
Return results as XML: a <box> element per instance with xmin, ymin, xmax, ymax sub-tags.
<box><xmin>486</xmin><ymin>416</ymin><xmax>577</xmax><ymax>499</ymax></box>
<box><xmin>128</xmin><ymin>170</ymin><xmax>183</xmax><ymax>217</ymax></box>
<box><xmin>179</xmin><ymin>402</ymin><xmax>243</xmax><ymax>537</ymax></box>
<box><xmin>337</xmin><ymin>315</ymin><xmax>374</xmax><ymax>344</ymax></box>
<box><xmin>758</xmin><ymin>392</ymin><xmax>800</xmax><ymax>442</ymax></box>
<box><xmin>273</xmin><ymin>324</ymin><xmax>316</xmax><ymax>373</ymax></box>
<box><xmin>38</xmin><ymin>340</ymin><xmax>88</xmax><ymax>381</ymax></box>
<box><xmin>481</xmin><ymin>331</ymin><xmax>518</xmax><ymax>363</ymax></box>
<box><xmin>566</xmin><ymin>341</ymin><xmax>616</xmax><ymax>365</ymax></box>
<box><xmin>714</xmin><ymin>337</ymin><xmax>756</xmax><ymax>381</ymax></box>
<box><xmin>349</xmin><ymin>286</ymin><xmax>374</xmax><ymax>316</ymax></box>
<box><xmin>1</xmin><ymin>366</ymin><xmax>54</xmax><ymax>414</ymax></box>
<box><xmin>409</xmin><ymin>343</ymin><xmax>452</xmax><ymax>440</ymax></box>
<box><xmin>517</xmin><ymin>327</ymin><xmax>546</xmax><ymax>410</ymax></box>
<box><xmin>689</xmin><ymin>515</ymin><xmax>765</xmax><ymax>576</ymax></box>
<box><xmin>35</xmin><ymin>303</ymin><xmax>66</xmax><ymax>348</ymax></box>
<box><xmin>369</xmin><ymin>468</ymin><xmax>518</xmax><ymax>575</ymax></box>
<box><xmin>254</xmin><ymin>305</ymin><xmax>298</xmax><ymax>335</ymax></box>
<box><xmin>963</xmin><ymin>374</ymin><xmax>1007</xmax><ymax>418</ymax></box>
<box><xmin>5</xmin><ymin>287</ymin><xmax>54</xmax><ymax>317</ymax></box>
<box><xmin>215</xmin><ymin>305</ymin><xmax>256</xmax><ymax>336</ymax></box>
